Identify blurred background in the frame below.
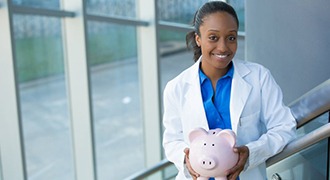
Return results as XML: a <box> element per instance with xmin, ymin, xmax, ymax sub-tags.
<box><xmin>0</xmin><ymin>0</ymin><xmax>329</xmax><ymax>180</ymax></box>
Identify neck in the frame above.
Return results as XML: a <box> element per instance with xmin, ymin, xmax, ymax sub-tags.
<box><xmin>200</xmin><ymin>63</ymin><xmax>231</xmax><ymax>91</ymax></box>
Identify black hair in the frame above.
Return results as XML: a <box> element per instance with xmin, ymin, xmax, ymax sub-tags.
<box><xmin>186</xmin><ymin>1</ymin><xmax>239</xmax><ymax>62</ymax></box>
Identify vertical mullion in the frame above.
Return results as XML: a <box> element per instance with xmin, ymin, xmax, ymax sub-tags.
<box><xmin>137</xmin><ymin>0</ymin><xmax>162</xmax><ymax>179</ymax></box>
<box><xmin>327</xmin><ymin>111</ymin><xmax>330</xmax><ymax>180</ymax></box>
<box><xmin>0</xmin><ymin>1</ymin><xmax>25</xmax><ymax>180</ymax></box>
<box><xmin>62</xmin><ymin>1</ymin><xmax>96</xmax><ymax>180</ymax></box>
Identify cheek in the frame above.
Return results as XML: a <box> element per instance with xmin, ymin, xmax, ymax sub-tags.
<box><xmin>201</xmin><ymin>43</ymin><xmax>216</xmax><ymax>53</ymax></box>
<box><xmin>229</xmin><ymin>43</ymin><xmax>238</xmax><ymax>53</ymax></box>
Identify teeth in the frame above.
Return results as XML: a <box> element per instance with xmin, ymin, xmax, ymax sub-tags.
<box><xmin>216</xmin><ymin>54</ymin><xmax>228</xmax><ymax>58</ymax></box>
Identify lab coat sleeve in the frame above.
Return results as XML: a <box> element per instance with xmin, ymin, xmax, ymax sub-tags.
<box><xmin>245</xmin><ymin>69</ymin><xmax>297</xmax><ymax>170</ymax></box>
<box><xmin>162</xmin><ymin>81</ymin><xmax>191</xmax><ymax>178</ymax></box>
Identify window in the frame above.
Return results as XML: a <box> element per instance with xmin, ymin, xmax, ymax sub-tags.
<box><xmin>86</xmin><ymin>21</ymin><xmax>144</xmax><ymax>180</ymax></box>
<box><xmin>13</xmin><ymin>14</ymin><xmax>75</xmax><ymax>179</ymax></box>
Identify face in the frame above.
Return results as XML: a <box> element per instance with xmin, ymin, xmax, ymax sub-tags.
<box><xmin>195</xmin><ymin>12</ymin><xmax>238</xmax><ymax>76</ymax></box>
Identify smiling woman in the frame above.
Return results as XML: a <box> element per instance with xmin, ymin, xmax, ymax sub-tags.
<box><xmin>195</xmin><ymin>11</ymin><xmax>238</xmax><ymax>82</ymax></box>
<box><xmin>162</xmin><ymin>1</ymin><xmax>296</xmax><ymax>180</ymax></box>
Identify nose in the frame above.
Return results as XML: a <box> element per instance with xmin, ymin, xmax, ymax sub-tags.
<box><xmin>217</xmin><ymin>38</ymin><xmax>229</xmax><ymax>53</ymax></box>
<box><xmin>198</xmin><ymin>156</ymin><xmax>217</xmax><ymax>170</ymax></box>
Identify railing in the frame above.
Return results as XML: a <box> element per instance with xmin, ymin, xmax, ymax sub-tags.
<box><xmin>266</xmin><ymin>79</ymin><xmax>330</xmax><ymax>166</ymax></box>
<box><xmin>125</xmin><ymin>79</ymin><xmax>330</xmax><ymax>180</ymax></box>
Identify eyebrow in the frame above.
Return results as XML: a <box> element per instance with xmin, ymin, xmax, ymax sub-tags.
<box><xmin>207</xmin><ymin>29</ymin><xmax>238</xmax><ymax>33</ymax></box>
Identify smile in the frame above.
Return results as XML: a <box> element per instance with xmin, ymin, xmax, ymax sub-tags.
<box><xmin>214</xmin><ymin>54</ymin><xmax>229</xmax><ymax>58</ymax></box>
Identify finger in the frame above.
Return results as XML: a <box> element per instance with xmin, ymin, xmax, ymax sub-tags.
<box><xmin>184</xmin><ymin>148</ymin><xmax>190</xmax><ymax>158</ymax></box>
<box><xmin>233</xmin><ymin>147</ymin><xmax>239</xmax><ymax>153</ymax></box>
<box><xmin>226</xmin><ymin>165</ymin><xmax>238</xmax><ymax>175</ymax></box>
<box><xmin>227</xmin><ymin>171</ymin><xmax>240</xmax><ymax>180</ymax></box>
<box><xmin>187</xmin><ymin>165</ymin><xmax>199</xmax><ymax>178</ymax></box>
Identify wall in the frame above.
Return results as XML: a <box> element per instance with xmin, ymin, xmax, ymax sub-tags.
<box><xmin>245</xmin><ymin>0</ymin><xmax>330</xmax><ymax>104</ymax></box>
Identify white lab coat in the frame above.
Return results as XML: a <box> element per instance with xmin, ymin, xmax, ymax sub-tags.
<box><xmin>162</xmin><ymin>58</ymin><xmax>296</xmax><ymax>180</ymax></box>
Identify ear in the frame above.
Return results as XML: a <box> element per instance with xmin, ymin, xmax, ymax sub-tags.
<box><xmin>189</xmin><ymin>127</ymin><xmax>208</xmax><ymax>143</ymax></box>
<box><xmin>195</xmin><ymin>33</ymin><xmax>201</xmax><ymax>47</ymax></box>
<box><xmin>216</xmin><ymin>129</ymin><xmax>236</xmax><ymax>147</ymax></box>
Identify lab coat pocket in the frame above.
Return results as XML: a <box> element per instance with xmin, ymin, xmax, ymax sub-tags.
<box><xmin>239</xmin><ymin>111</ymin><xmax>260</xmax><ymax>126</ymax></box>
<box><xmin>237</xmin><ymin>111</ymin><xmax>261</xmax><ymax>142</ymax></box>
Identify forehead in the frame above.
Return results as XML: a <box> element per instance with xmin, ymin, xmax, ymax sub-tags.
<box><xmin>200</xmin><ymin>12</ymin><xmax>238</xmax><ymax>31</ymax></box>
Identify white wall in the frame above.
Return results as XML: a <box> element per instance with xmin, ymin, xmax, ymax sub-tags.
<box><xmin>245</xmin><ymin>0</ymin><xmax>330</xmax><ymax>104</ymax></box>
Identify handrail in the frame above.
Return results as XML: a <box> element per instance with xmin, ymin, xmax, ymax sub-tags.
<box><xmin>123</xmin><ymin>159</ymin><xmax>173</xmax><ymax>180</ymax></box>
<box><xmin>266</xmin><ymin>122</ymin><xmax>330</xmax><ymax>166</ymax></box>
<box><xmin>290</xmin><ymin>79</ymin><xmax>330</xmax><ymax>128</ymax></box>
<box><xmin>125</xmin><ymin>79</ymin><xmax>330</xmax><ymax>180</ymax></box>
<box><xmin>266</xmin><ymin>78</ymin><xmax>330</xmax><ymax>166</ymax></box>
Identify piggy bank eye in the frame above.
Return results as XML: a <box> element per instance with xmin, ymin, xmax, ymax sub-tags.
<box><xmin>213</xmin><ymin>132</ymin><xmax>216</xmax><ymax>134</ymax></box>
<box><xmin>212</xmin><ymin>144</ymin><xmax>215</xmax><ymax>146</ymax></box>
<box><xmin>203</xmin><ymin>143</ymin><xmax>206</xmax><ymax>146</ymax></box>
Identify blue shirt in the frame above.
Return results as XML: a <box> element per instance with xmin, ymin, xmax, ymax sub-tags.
<box><xmin>199</xmin><ymin>63</ymin><xmax>234</xmax><ymax>130</ymax></box>
<box><xmin>199</xmin><ymin>63</ymin><xmax>237</xmax><ymax>180</ymax></box>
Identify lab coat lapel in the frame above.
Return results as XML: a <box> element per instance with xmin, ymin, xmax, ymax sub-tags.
<box><xmin>230</xmin><ymin>60</ymin><xmax>252</xmax><ymax>133</ymax></box>
<box><xmin>183</xmin><ymin>60</ymin><xmax>209</xmax><ymax>130</ymax></box>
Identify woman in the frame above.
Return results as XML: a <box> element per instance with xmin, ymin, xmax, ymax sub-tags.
<box><xmin>162</xmin><ymin>1</ymin><xmax>296</xmax><ymax>180</ymax></box>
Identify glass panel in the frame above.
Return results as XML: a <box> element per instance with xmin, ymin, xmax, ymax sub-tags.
<box><xmin>12</xmin><ymin>14</ymin><xmax>74</xmax><ymax>180</ymax></box>
<box><xmin>157</xmin><ymin>0</ymin><xmax>245</xmax><ymax>31</ymax></box>
<box><xmin>158</xmin><ymin>0</ymin><xmax>207</xmax><ymax>24</ymax></box>
<box><xmin>87</xmin><ymin>21</ymin><xmax>143</xmax><ymax>180</ymax></box>
<box><xmin>86</xmin><ymin>0</ymin><xmax>136</xmax><ymax>18</ymax></box>
<box><xmin>158</xmin><ymin>29</ymin><xmax>194</xmax><ymax>143</ymax></box>
<box><xmin>159</xmin><ymin>29</ymin><xmax>194</xmax><ymax>93</ymax></box>
<box><xmin>11</xmin><ymin>0</ymin><xmax>60</xmax><ymax>9</ymax></box>
<box><xmin>267</xmin><ymin>112</ymin><xmax>329</xmax><ymax>179</ymax></box>
<box><xmin>227</xmin><ymin>0</ymin><xmax>245</xmax><ymax>32</ymax></box>
<box><xmin>235</xmin><ymin>36</ymin><xmax>245</xmax><ymax>60</ymax></box>
<box><xmin>163</xmin><ymin>164</ymin><xmax>178</xmax><ymax>180</ymax></box>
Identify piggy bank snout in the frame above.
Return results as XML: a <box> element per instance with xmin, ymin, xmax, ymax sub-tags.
<box><xmin>198</xmin><ymin>155</ymin><xmax>217</xmax><ymax>170</ymax></box>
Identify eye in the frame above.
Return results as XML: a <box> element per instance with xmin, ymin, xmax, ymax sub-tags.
<box><xmin>208</xmin><ymin>35</ymin><xmax>218</xmax><ymax>41</ymax></box>
<box><xmin>204</xmin><ymin>143</ymin><xmax>207</xmax><ymax>146</ymax></box>
<box><xmin>228</xmin><ymin>36</ymin><xmax>236</xmax><ymax>41</ymax></box>
<box><xmin>212</xmin><ymin>144</ymin><xmax>215</xmax><ymax>146</ymax></box>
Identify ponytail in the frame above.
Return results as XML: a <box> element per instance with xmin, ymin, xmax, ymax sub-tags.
<box><xmin>186</xmin><ymin>31</ymin><xmax>201</xmax><ymax>62</ymax></box>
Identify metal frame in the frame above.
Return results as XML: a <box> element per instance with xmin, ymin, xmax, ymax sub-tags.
<box><xmin>62</xmin><ymin>0</ymin><xmax>96</xmax><ymax>180</ymax></box>
<box><xmin>0</xmin><ymin>1</ymin><xmax>26</xmax><ymax>179</ymax></box>
<box><xmin>266</xmin><ymin>121</ymin><xmax>330</xmax><ymax>166</ymax></box>
<box><xmin>11</xmin><ymin>5</ymin><xmax>75</xmax><ymax>17</ymax></box>
<box><xmin>328</xmin><ymin>111</ymin><xmax>330</xmax><ymax>179</ymax></box>
<box><xmin>124</xmin><ymin>159</ymin><xmax>173</xmax><ymax>180</ymax></box>
<box><xmin>137</xmin><ymin>0</ymin><xmax>163</xmax><ymax>179</ymax></box>
<box><xmin>86</xmin><ymin>14</ymin><xmax>148</xmax><ymax>26</ymax></box>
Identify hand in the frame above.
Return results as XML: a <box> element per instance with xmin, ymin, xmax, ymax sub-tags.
<box><xmin>226</xmin><ymin>146</ymin><xmax>249</xmax><ymax>180</ymax></box>
<box><xmin>183</xmin><ymin>148</ymin><xmax>200</xmax><ymax>180</ymax></box>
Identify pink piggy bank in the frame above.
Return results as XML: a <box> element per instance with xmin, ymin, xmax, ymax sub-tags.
<box><xmin>189</xmin><ymin>128</ymin><xmax>238</xmax><ymax>180</ymax></box>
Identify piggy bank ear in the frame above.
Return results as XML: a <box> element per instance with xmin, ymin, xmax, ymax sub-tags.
<box><xmin>189</xmin><ymin>128</ymin><xmax>208</xmax><ymax>143</ymax></box>
<box><xmin>216</xmin><ymin>130</ymin><xmax>236</xmax><ymax>147</ymax></box>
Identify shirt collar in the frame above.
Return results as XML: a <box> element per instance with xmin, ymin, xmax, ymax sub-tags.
<box><xmin>199</xmin><ymin>62</ymin><xmax>234</xmax><ymax>84</ymax></box>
